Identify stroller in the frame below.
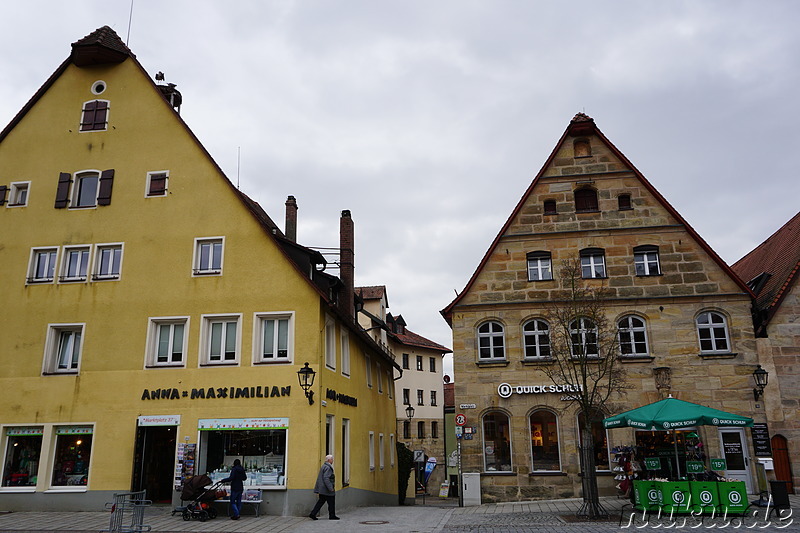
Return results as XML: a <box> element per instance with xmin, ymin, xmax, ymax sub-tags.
<box><xmin>173</xmin><ymin>474</ymin><xmax>223</xmax><ymax>521</ymax></box>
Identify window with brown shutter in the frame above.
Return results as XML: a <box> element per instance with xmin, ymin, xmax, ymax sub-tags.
<box><xmin>80</xmin><ymin>100</ymin><xmax>109</xmax><ymax>131</ymax></box>
<box><xmin>147</xmin><ymin>172</ymin><xmax>168</xmax><ymax>197</ymax></box>
<box><xmin>97</xmin><ymin>169</ymin><xmax>114</xmax><ymax>205</ymax></box>
<box><xmin>54</xmin><ymin>173</ymin><xmax>72</xmax><ymax>208</ymax></box>
<box><xmin>574</xmin><ymin>188</ymin><xmax>598</xmax><ymax>212</ymax></box>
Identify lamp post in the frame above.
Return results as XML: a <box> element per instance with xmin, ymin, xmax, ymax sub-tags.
<box><xmin>753</xmin><ymin>365</ymin><xmax>768</xmax><ymax>401</ymax></box>
<box><xmin>297</xmin><ymin>362</ymin><xmax>316</xmax><ymax>405</ymax></box>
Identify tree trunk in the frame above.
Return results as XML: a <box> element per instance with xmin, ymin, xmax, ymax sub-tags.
<box><xmin>576</xmin><ymin>424</ymin><xmax>608</xmax><ymax>519</ymax></box>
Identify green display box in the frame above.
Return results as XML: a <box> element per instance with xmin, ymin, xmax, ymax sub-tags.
<box><xmin>717</xmin><ymin>481</ymin><xmax>748</xmax><ymax>515</ymax></box>
<box><xmin>659</xmin><ymin>481</ymin><xmax>692</xmax><ymax>514</ymax></box>
<box><xmin>633</xmin><ymin>480</ymin><xmax>661</xmax><ymax>512</ymax></box>
<box><xmin>689</xmin><ymin>481</ymin><xmax>720</xmax><ymax>514</ymax></box>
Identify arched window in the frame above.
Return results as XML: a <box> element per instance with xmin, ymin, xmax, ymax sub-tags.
<box><xmin>477</xmin><ymin>321</ymin><xmax>505</xmax><ymax>361</ymax></box>
<box><xmin>618</xmin><ymin>315</ymin><xmax>649</xmax><ymax>357</ymax></box>
<box><xmin>523</xmin><ymin>319</ymin><xmax>551</xmax><ymax>359</ymax></box>
<box><xmin>530</xmin><ymin>410</ymin><xmax>560</xmax><ymax>471</ymax></box>
<box><xmin>578</xmin><ymin>411</ymin><xmax>610</xmax><ymax>471</ymax></box>
<box><xmin>482</xmin><ymin>412</ymin><xmax>512</xmax><ymax>472</ymax></box>
<box><xmin>570</xmin><ymin>317</ymin><xmax>598</xmax><ymax>358</ymax></box>
<box><xmin>574</xmin><ymin>188</ymin><xmax>598</xmax><ymax>212</ymax></box>
<box><xmin>696</xmin><ymin>311</ymin><xmax>730</xmax><ymax>353</ymax></box>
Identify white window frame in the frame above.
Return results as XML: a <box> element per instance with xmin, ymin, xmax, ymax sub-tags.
<box><xmin>324</xmin><ymin>317</ymin><xmax>336</xmax><ymax>370</ymax></box>
<box><xmin>145</xmin><ymin>170</ymin><xmax>169</xmax><ymax>198</ymax></box>
<box><xmin>59</xmin><ymin>245</ymin><xmax>91</xmax><ymax>283</ymax></box>
<box><xmin>253</xmin><ymin>312</ymin><xmax>294</xmax><ymax>364</ymax></box>
<box><xmin>340</xmin><ymin>330</ymin><xmax>350</xmax><ymax>376</ymax></box>
<box><xmin>634</xmin><ymin>247</ymin><xmax>661</xmax><ymax>276</ymax></box>
<box><xmin>570</xmin><ymin>317</ymin><xmax>599</xmax><ymax>358</ymax></box>
<box><xmin>580</xmin><ymin>249</ymin><xmax>606</xmax><ymax>279</ymax></box>
<box><xmin>402</xmin><ymin>388</ymin><xmax>410</xmax><ymax>405</ymax></box>
<box><xmin>93</xmin><ymin>243</ymin><xmax>123</xmax><ymax>281</ymax></box>
<box><xmin>71</xmin><ymin>170</ymin><xmax>100</xmax><ymax>208</ymax></box>
<box><xmin>696</xmin><ymin>311</ymin><xmax>731</xmax><ymax>354</ymax></box>
<box><xmin>618</xmin><ymin>315</ymin><xmax>649</xmax><ymax>357</ymax></box>
<box><xmin>7</xmin><ymin>181</ymin><xmax>30</xmax><ymax>207</ymax></box>
<box><xmin>368</xmin><ymin>431</ymin><xmax>375</xmax><ymax>471</ymax></box>
<box><xmin>416</xmin><ymin>355</ymin><xmax>423</xmax><ymax>371</ymax></box>
<box><xmin>28</xmin><ymin>247</ymin><xmax>59</xmax><ymax>284</ymax></box>
<box><xmin>390</xmin><ymin>434</ymin><xmax>395</xmax><ymax>466</ymax></box>
<box><xmin>430</xmin><ymin>390</ymin><xmax>437</xmax><ymax>406</ymax></box>
<box><xmin>477</xmin><ymin>321</ymin><xmax>506</xmax><ymax>361</ymax></box>
<box><xmin>342</xmin><ymin>419</ymin><xmax>351</xmax><ymax>484</ymax></box>
<box><xmin>146</xmin><ymin>317</ymin><xmax>189</xmax><ymax>368</ymax></box>
<box><xmin>377</xmin><ymin>363</ymin><xmax>383</xmax><ymax>394</ymax></box>
<box><xmin>527</xmin><ymin>252</ymin><xmax>553</xmax><ymax>281</ymax></box>
<box><xmin>379</xmin><ymin>433</ymin><xmax>385</xmax><ymax>470</ymax></box>
<box><xmin>417</xmin><ymin>389</ymin><xmax>424</xmax><ymax>406</ymax></box>
<box><xmin>192</xmin><ymin>237</ymin><xmax>224</xmax><ymax>276</ymax></box>
<box><xmin>49</xmin><ymin>424</ymin><xmax>95</xmax><ymax>491</ymax></box>
<box><xmin>79</xmin><ymin>99</ymin><xmax>109</xmax><ymax>132</ymax></box>
<box><xmin>43</xmin><ymin>323</ymin><xmax>85</xmax><ymax>375</ymax></box>
<box><xmin>326</xmin><ymin>415</ymin><xmax>335</xmax><ymax>457</ymax></box>
<box><xmin>523</xmin><ymin>319</ymin><xmax>551</xmax><ymax>360</ymax></box>
<box><xmin>200</xmin><ymin>314</ymin><xmax>241</xmax><ymax>366</ymax></box>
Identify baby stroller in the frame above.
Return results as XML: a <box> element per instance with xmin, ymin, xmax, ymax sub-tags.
<box><xmin>173</xmin><ymin>474</ymin><xmax>222</xmax><ymax>521</ymax></box>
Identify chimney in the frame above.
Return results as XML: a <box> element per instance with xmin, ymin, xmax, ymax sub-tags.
<box><xmin>339</xmin><ymin>210</ymin><xmax>355</xmax><ymax>320</ymax></box>
<box><xmin>285</xmin><ymin>195</ymin><xmax>298</xmax><ymax>242</ymax></box>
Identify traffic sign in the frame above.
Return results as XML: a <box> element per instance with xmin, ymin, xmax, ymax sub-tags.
<box><xmin>455</xmin><ymin>414</ymin><xmax>467</xmax><ymax>426</ymax></box>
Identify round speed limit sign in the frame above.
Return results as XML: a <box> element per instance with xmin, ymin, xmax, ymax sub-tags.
<box><xmin>455</xmin><ymin>414</ymin><xmax>467</xmax><ymax>426</ymax></box>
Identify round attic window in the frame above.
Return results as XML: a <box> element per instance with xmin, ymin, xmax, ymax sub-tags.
<box><xmin>91</xmin><ymin>80</ymin><xmax>107</xmax><ymax>95</ymax></box>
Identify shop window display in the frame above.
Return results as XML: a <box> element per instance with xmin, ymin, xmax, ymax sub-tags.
<box><xmin>2</xmin><ymin>427</ymin><xmax>43</xmax><ymax>487</ymax></box>
<box><xmin>482</xmin><ymin>412</ymin><xmax>512</xmax><ymax>472</ymax></box>
<box><xmin>202</xmin><ymin>428</ymin><xmax>287</xmax><ymax>487</ymax></box>
<box><xmin>577</xmin><ymin>412</ymin><xmax>610</xmax><ymax>470</ymax></box>
<box><xmin>530</xmin><ymin>410</ymin><xmax>560</xmax><ymax>471</ymax></box>
<box><xmin>51</xmin><ymin>427</ymin><xmax>92</xmax><ymax>486</ymax></box>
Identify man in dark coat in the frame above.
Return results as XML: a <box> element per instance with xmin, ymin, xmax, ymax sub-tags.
<box><xmin>309</xmin><ymin>455</ymin><xmax>339</xmax><ymax>520</ymax></box>
<box><xmin>221</xmin><ymin>459</ymin><xmax>247</xmax><ymax>520</ymax></box>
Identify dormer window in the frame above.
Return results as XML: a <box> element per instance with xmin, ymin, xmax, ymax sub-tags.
<box><xmin>574</xmin><ymin>188</ymin><xmax>598</xmax><ymax>212</ymax></box>
<box><xmin>80</xmin><ymin>100</ymin><xmax>109</xmax><ymax>132</ymax></box>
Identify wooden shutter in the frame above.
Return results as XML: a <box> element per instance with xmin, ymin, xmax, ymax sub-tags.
<box><xmin>97</xmin><ymin>169</ymin><xmax>115</xmax><ymax>205</ymax></box>
<box><xmin>148</xmin><ymin>173</ymin><xmax>167</xmax><ymax>196</ymax></box>
<box><xmin>54</xmin><ymin>172</ymin><xmax>72</xmax><ymax>208</ymax></box>
<box><xmin>0</xmin><ymin>186</ymin><xmax>7</xmax><ymax>205</ymax></box>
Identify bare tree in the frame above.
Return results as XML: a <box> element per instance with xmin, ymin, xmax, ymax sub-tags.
<box><xmin>539</xmin><ymin>258</ymin><xmax>628</xmax><ymax>519</ymax></box>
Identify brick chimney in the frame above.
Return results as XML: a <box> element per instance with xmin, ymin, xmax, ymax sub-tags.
<box><xmin>285</xmin><ymin>195</ymin><xmax>298</xmax><ymax>242</ymax></box>
<box><xmin>339</xmin><ymin>210</ymin><xmax>355</xmax><ymax>320</ymax></box>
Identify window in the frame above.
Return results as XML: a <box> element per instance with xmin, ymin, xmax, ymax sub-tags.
<box><xmin>417</xmin><ymin>389</ymin><xmax>424</xmax><ymax>405</ymax></box>
<box><xmin>73</xmin><ymin>171</ymin><xmax>100</xmax><ymax>208</ymax></box>
<box><xmin>93</xmin><ymin>244</ymin><xmax>122</xmax><ymax>280</ymax></box>
<box><xmin>201</xmin><ymin>315</ymin><xmax>240</xmax><ymax>365</ymax></box>
<box><xmin>366</xmin><ymin>356</ymin><xmax>373</xmax><ymax>388</ymax></box>
<box><xmin>430</xmin><ymin>390</ymin><xmax>437</xmax><ymax>406</ymax></box>
<box><xmin>387</xmin><ymin>371</ymin><xmax>393</xmax><ymax>399</ymax></box>
<box><xmin>390</xmin><ymin>434</ymin><xmax>395</xmax><ymax>466</ymax></box>
<box><xmin>482</xmin><ymin>412</ymin><xmax>512</xmax><ymax>472</ymax></box>
<box><xmin>634</xmin><ymin>245</ymin><xmax>660</xmax><ymax>276</ymax></box>
<box><xmin>618</xmin><ymin>194</ymin><xmax>632</xmax><ymax>210</ymax></box>
<box><xmin>527</xmin><ymin>251</ymin><xmax>553</xmax><ymax>281</ymax></box>
<box><xmin>51</xmin><ymin>426</ymin><xmax>93</xmax><ymax>487</ymax></box>
<box><xmin>368</xmin><ymin>432</ymin><xmax>375</xmax><ymax>470</ymax></box>
<box><xmin>618</xmin><ymin>315</ymin><xmax>648</xmax><ymax>357</ymax></box>
<box><xmin>8</xmin><ymin>182</ymin><xmax>29</xmax><ymax>207</ymax></box>
<box><xmin>402</xmin><ymin>388</ymin><xmax>410</xmax><ymax>405</ymax></box>
<box><xmin>198</xmin><ymin>421</ymin><xmax>287</xmax><ymax>487</ymax></box>
<box><xmin>54</xmin><ymin>169</ymin><xmax>113</xmax><ymax>209</ymax></box>
<box><xmin>44</xmin><ymin>324</ymin><xmax>84</xmax><ymax>374</ymax></box>
<box><xmin>402</xmin><ymin>353</ymin><xmax>409</xmax><ymax>369</ymax></box>
<box><xmin>575</xmin><ymin>188</ymin><xmax>598</xmax><ymax>212</ymax></box>
<box><xmin>523</xmin><ymin>319</ymin><xmax>551</xmax><ymax>359</ymax></box>
<box><xmin>578</xmin><ymin>411</ymin><xmax>610</xmax><ymax>471</ymax></box>
<box><xmin>377</xmin><ymin>365</ymin><xmax>383</xmax><ymax>394</ymax></box>
<box><xmin>147</xmin><ymin>317</ymin><xmax>188</xmax><ymax>367</ymax></box>
<box><xmin>146</xmin><ymin>171</ymin><xmax>168</xmax><ymax>197</ymax></box>
<box><xmin>379</xmin><ymin>434</ymin><xmax>385</xmax><ymax>469</ymax></box>
<box><xmin>342</xmin><ymin>419</ymin><xmax>351</xmax><ymax>484</ymax></box>
<box><xmin>193</xmin><ymin>237</ymin><xmax>224</xmax><ymax>275</ymax></box>
<box><xmin>417</xmin><ymin>421</ymin><xmax>425</xmax><ymax>439</ymax></box>
<box><xmin>570</xmin><ymin>317</ymin><xmax>598</xmax><ymax>358</ymax></box>
<box><xmin>341</xmin><ymin>331</ymin><xmax>350</xmax><ymax>376</ymax></box>
<box><xmin>696</xmin><ymin>311</ymin><xmax>730</xmax><ymax>353</ymax></box>
<box><xmin>477</xmin><ymin>321</ymin><xmax>505</xmax><ymax>361</ymax></box>
<box><xmin>431</xmin><ymin>421</ymin><xmax>439</xmax><ymax>439</ymax></box>
<box><xmin>28</xmin><ymin>248</ymin><xmax>58</xmax><ymax>283</ymax></box>
<box><xmin>530</xmin><ymin>410</ymin><xmax>560</xmax><ymax>471</ymax></box>
<box><xmin>324</xmin><ymin>318</ymin><xmax>336</xmax><ymax>369</ymax></box>
<box><xmin>580</xmin><ymin>248</ymin><xmax>606</xmax><ymax>278</ymax></box>
<box><xmin>574</xmin><ymin>138</ymin><xmax>591</xmax><ymax>157</ymax></box>
<box><xmin>543</xmin><ymin>199</ymin><xmax>557</xmax><ymax>215</ymax></box>
<box><xmin>2</xmin><ymin>427</ymin><xmax>43</xmax><ymax>487</ymax></box>
<box><xmin>429</xmin><ymin>357</ymin><xmax>436</xmax><ymax>372</ymax></box>
<box><xmin>416</xmin><ymin>355</ymin><xmax>423</xmax><ymax>371</ymax></box>
<box><xmin>255</xmin><ymin>313</ymin><xmax>292</xmax><ymax>363</ymax></box>
<box><xmin>60</xmin><ymin>246</ymin><xmax>90</xmax><ymax>282</ymax></box>
<box><xmin>80</xmin><ymin>100</ymin><xmax>109</xmax><ymax>131</ymax></box>
<box><xmin>326</xmin><ymin>415</ymin><xmax>335</xmax><ymax>457</ymax></box>
<box><xmin>403</xmin><ymin>421</ymin><xmax>411</xmax><ymax>439</ymax></box>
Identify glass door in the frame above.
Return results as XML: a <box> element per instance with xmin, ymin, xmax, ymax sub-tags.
<box><xmin>719</xmin><ymin>428</ymin><xmax>753</xmax><ymax>493</ymax></box>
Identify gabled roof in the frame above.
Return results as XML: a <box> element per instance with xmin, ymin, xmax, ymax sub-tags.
<box><xmin>71</xmin><ymin>25</ymin><xmax>134</xmax><ymax>65</ymax></box>
<box><xmin>389</xmin><ymin>326</ymin><xmax>451</xmax><ymax>354</ymax></box>
<box><xmin>441</xmin><ymin>113</ymin><xmax>753</xmax><ymax>323</ymax></box>
<box><xmin>732</xmin><ymin>211</ymin><xmax>800</xmax><ymax>327</ymax></box>
<box><xmin>357</xmin><ymin>285</ymin><xmax>388</xmax><ymax>305</ymax></box>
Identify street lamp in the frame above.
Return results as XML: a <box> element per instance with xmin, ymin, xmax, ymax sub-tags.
<box><xmin>405</xmin><ymin>404</ymin><xmax>415</xmax><ymax>421</ymax></box>
<box><xmin>297</xmin><ymin>362</ymin><xmax>316</xmax><ymax>405</ymax></box>
<box><xmin>753</xmin><ymin>365</ymin><xmax>768</xmax><ymax>401</ymax></box>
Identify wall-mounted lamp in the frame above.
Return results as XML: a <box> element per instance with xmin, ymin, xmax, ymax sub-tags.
<box><xmin>753</xmin><ymin>364</ymin><xmax>769</xmax><ymax>401</ymax></box>
<box><xmin>297</xmin><ymin>362</ymin><xmax>316</xmax><ymax>405</ymax></box>
<box><xmin>653</xmin><ymin>367</ymin><xmax>671</xmax><ymax>397</ymax></box>
<box><xmin>405</xmin><ymin>404</ymin><xmax>415</xmax><ymax>421</ymax></box>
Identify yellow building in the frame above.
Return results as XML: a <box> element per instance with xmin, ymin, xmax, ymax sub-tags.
<box><xmin>0</xmin><ymin>26</ymin><xmax>399</xmax><ymax>515</ymax></box>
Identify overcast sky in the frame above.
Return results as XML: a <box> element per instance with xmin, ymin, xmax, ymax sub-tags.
<box><xmin>2</xmin><ymin>1</ymin><xmax>798</xmax><ymax>378</ymax></box>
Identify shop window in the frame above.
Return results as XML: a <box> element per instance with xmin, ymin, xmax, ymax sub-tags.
<box><xmin>43</xmin><ymin>324</ymin><xmax>84</xmax><ymax>374</ymax></box>
<box><xmin>570</xmin><ymin>317</ymin><xmax>598</xmax><ymax>358</ymax></box>
<box><xmin>543</xmin><ymin>199</ymin><xmax>557</xmax><ymax>215</ymax></box>
<box><xmin>146</xmin><ymin>171</ymin><xmax>168</xmax><ymax>197</ymax></box>
<box><xmin>574</xmin><ymin>188</ymin><xmax>598</xmax><ymax>212</ymax></box>
<box><xmin>634</xmin><ymin>245</ymin><xmax>660</xmax><ymax>276</ymax></box>
<box><xmin>199</xmin><ymin>422</ymin><xmax>287</xmax><ymax>488</ymax></box>
<box><xmin>8</xmin><ymin>181</ymin><xmax>30</xmax><ymax>207</ymax></box>
<box><xmin>340</xmin><ymin>330</ymin><xmax>350</xmax><ymax>376</ymax></box>
<box><xmin>523</xmin><ymin>319</ymin><xmax>551</xmax><ymax>359</ymax></box>
<box><xmin>580</xmin><ymin>248</ymin><xmax>606</xmax><ymax>278</ymax></box>
<box><xmin>618</xmin><ymin>194</ymin><xmax>632</xmax><ymax>210</ymax></box>
<box><xmin>325</xmin><ymin>317</ymin><xmax>336</xmax><ymax>369</ymax></box>
<box><xmin>255</xmin><ymin>313</ymin><xmax>292</xmax><ymax>363</ymax></box>
<box><xmin>696</xmin><ymin>311</ymin><xmax>730</xmax><ymax>353</ymax></box>
<box><xmin>530</xmin><ymin>410</ymin><xmax>560</xmax><ymax>471</ymax></box>
<box><xmin>2</xmin><ymin>427</ymin><xmax>43</xmax><ymax>487</ymax></box>
<box><xmin>634</xmin><ymin>429</ymin><xmax>697</xmax><ymax>478</ymax></box>
<box><xmin>51</xmin><ymin>426</ymin><xmax>93</xmax><ymax>487</ymax></box>
<box><xmin>416</xmin><ymin>355</ymin><xmax>423</xmax><ymax>371</ymax></box>
<box><xmin>200</xmin><ymin>315</ymin><xmax>240</xmax><ymax>365</ymax></box>
<box><xmin>577</xmin><ymin>412</ymin><xmax>610</xmax><ymax>471</ymax></box>
<box><xmin>80</xmin><ymin>100</ymin><xmax>109</xmax><ymax>131</ymax></box>
<box><xmin>527</xmin><ymin>251</ymin><xmax>553</xmax><ymax>281</ymax></box>
<box><xmin>28</xmin><ymin>247</ymin><xmax>58</xmax><ymax>283</ymax></box>
<box><xmin>618</xmin><ymin>315</ymin><xmax>649</xmax><ymax>357</ymax></box>
<box><xmin>402</xmin><ymin>353</ymin><xmax>409</xmax><ymax>369</ymax></box>
<box><xmin>60</xmin><ymin>245</ymin><xmax>90</xmax><ymax>282</ymax></box>
<box><xmin>193</xmin><ymin>237</ymin><xmax>224</xmax><ymax>276</ymax></box>
<box><xmin>477</xmin><ymin>321</ymin><xmax>505</xmax><ymax>361</ymax></box>
<box><xmin>146</xmin><ymin>317</ymin><xmax>188</xmax><ymax>367</ymax></box>
<box><xmin>482</xmin><ymin>412</ymin><xmax>512</xmax><ymax>472</ymax></box>
<box><xmin>93</xmin><ymin>244</ymin><xmax>123</xmax><ymax>280</ymax></box>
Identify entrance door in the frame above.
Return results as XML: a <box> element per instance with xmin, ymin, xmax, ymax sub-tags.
<box><xmin>132</xmin><ymin>426</ymin><xmax>177</xmax><ymax>503</ymax></box>
<box><xmin>771</xmin><ymin>435</ymin><xmax>794</xmax><ymax>493</ymax></box>
<box><xmin>719</xmin><ymin>428</ymin><xmax>753</xmax><ymax>493</ymax></box>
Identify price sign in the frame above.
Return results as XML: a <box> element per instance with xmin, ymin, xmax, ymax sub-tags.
<box><xmin>686</xmin><ymin>461</ymin><xmax>705</xmax><ymax>474</ymax></box>
<box><xmin>645</xmin><ymin>457</ymin><xmax>661</xmax><ymax>470</ymax></box>
<box><xmin>711</xmin><ymin>458</ymin><xmax>727</xmax><ymax>471</ymax></box>
<box><xmin>455</xmin><ymin>414</ymin><xmax>467</xmax><ymax>426</ymax></box>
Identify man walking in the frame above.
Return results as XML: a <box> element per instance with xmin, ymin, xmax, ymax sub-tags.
<box><xmin>309</xmin><ymin>455</ymin><xmax>339</xmax><ymax>520</ymax></box>
<box><xmin>221</xmin><ymin>459</ymin><xmax>247</xmax><ymax>520</ymax></box>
